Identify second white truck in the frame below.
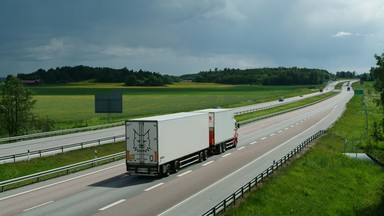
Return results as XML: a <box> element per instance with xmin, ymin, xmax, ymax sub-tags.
<box><xmin>193</xmin><ymin>108</ymin><xmax>239</xmax><ymax>154</ymax></box>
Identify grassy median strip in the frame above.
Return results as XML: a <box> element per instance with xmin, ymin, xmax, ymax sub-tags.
<box><xmin>224</xmin><ymin>82</ymin><xmax>384</xmax><ymax>215</ymax></box>
<box><xmin>235</xmin><ymin>91</ymin><xmax>338</xmax><ymax>122</ymax></box>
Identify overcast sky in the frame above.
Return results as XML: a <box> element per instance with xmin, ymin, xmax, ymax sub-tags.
<box><xmin>1</xmin><ymin>0</ymin><xmax>383</xmax><ymax>77</ymax></box>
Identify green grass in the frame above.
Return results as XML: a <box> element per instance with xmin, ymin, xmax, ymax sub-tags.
<box><xmin>235</xmin><ymin>91</ymin><xmax>338</xmax><ymax>122</ymax></box>
<box><xmin>0</xmin><ymin>142</ymin><xmax>125</xmax><ymax>190</ymax></box>
<box><xmin>30</xmin><ymin>82</ymin><xmax>322</xmax><ymax>130</ymax></box>
<box><xmin>224</xmin><ymin>81</ymin><xmax>384</xmax><ymax>215</ymax></box>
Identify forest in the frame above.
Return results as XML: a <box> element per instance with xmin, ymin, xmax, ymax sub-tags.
<box><xmin>13</xmin><ymin>65</ymin><xmax>361</xmax><ymax>86</ymax></box>
<box><xmin>17</xmin><ymin>65</ymin><xmax>180</xmax><ymax>86</ymax></box>
<box><xmin>182</xmin><ymin>67</ymin><xmax>334</xmax><ymax>85</ymax></box>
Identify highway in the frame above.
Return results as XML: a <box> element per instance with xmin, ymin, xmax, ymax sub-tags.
<box><xmin>0</xmin><ymin>82</ymin><xmax>338</xmax><ymax>162</ymax></box>
<box><xmin>0</xmin><ymin>83</ymin><xmax>353</xmax><ymax>216</ymax></box>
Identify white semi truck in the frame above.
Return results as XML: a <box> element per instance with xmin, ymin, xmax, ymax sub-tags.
<box><xmin>125</xmin><ymin>109</ymin><xmax>239</xmax><ymax>177</ymax></box>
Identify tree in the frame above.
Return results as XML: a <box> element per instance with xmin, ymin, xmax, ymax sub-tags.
<box><xmin>0</xmin><ymin>75</ymin><xmax>36</xmax><ymax>136</ymax></box>
<box><xmin>370</xmin><ymin>53</ymin><xmax>384</xmax><ymax>158</ymax></box>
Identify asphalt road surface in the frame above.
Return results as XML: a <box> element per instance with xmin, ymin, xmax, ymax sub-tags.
<box><xmin>0</xmin><ymin>83</ymin><xmax>353</xmax><ymax>216</ymax></box>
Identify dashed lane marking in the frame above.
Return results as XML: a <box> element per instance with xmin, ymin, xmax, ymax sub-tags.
<box><xmin>177</xmin><ymin>170</ymin><xmax>192</xmax><ymax>177</ymax></box>
<box><xmin>202</xmin><ymin>161</ymin><xmax>214</xmax><ymax>166</ymax></box>
<box><xmin>221</xmin><ymin>153</ymin><xmax>231</xmax><ymax>158</ymax></box>
<box><xmin>144</xmin><ymin>183</ymin><xmax>164</xmax><ymax>192</ymax></box>
<box><xmin>99</xmin><ymin>199</ymin><xmax>126</xmax><ymax>211</ymax></box>
<box><xmin>23</xmin><ymin>201</ymin><xmax>54</xmax><ymax>212</ymax></box>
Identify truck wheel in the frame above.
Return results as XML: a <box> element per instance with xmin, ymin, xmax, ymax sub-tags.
<box><xmin>162</xmin><ymin>164</ymin><xmax>171</xmax><ymax>177</ymax></box>
<box><xmin>217</xmin><ymin>144</ymin><xmax>223</xmax><ymax>154</ymax></box>
<box><xmin>233</xmin><ymin>140</ymin><xmax>237</xmax><ymax>148</ymax></box>
<box><xmin>203</xmin><ymin>150</ymin><xmax>208</xmax><ymax>160</ymax></box>
<box><xmin>199</xmin><ymin>152</ymin><xmax>204</xmax><ymax>162</ymax></box>
<box><xmin>173</xmin><ymin>161</ymin><xmax>180</xmax><ymax>173</ymax></box>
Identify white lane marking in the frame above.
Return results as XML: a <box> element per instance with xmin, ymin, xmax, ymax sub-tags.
<box><xmin>202</xmin><ymin>161</ymin><xmax>214</xmax><ymax>166</ymax></box>
<box><xmin>270</xmin><ymin>133</ymin><xmax>275</xmax><ymax>137</ymax></box>
<box><xmin>99</xmin><ymin>199</ymin><xmax>126</xmax><ymax>211</ymax></box>
<box><xmin>290</xmin><ymin>125</ymin><xmax>294</xmax><ymax>127</ymax></box>
<box><xmin>177</xmin><ymin>170</ymin><xmax>192</xmax><ymax>177</ymax></box>
<box><xmin>295</xmin><ymin>122</ymin><xmax>299</xmax><ymax>125</ymax></box>
<box><xmin>237</xmin><ymin>147</ymin><xmax>245</xmax><ymax>151</ymax></box>
<box><xmin>285</xmin><ymin>127</ymin><xmax>289</xmax><ymax>130</ymax></box>
<box><xmin>278</xmin><ymin>130</ymin><xmax>282</xmax><ymax>133</ymax></box>
<box><xmin>221</xmin><ymin>153</ymin><xmax>231</xmax><ymax>158</ymax></box>
<box><xmin>144</xmin><ymin>183</ymin><xmax>164</xmax><ymax>192</ymax></box>
<box><xmin>261</xmin><ymin>137</ymin><xmax>267</xmax><ymax>140</ymax></box>
<box><xmin>0</xmin><ymin>163</ymin><xmax>125</xmax><ymax>202</ymax></box>
<box><xmin>250</xmin><ymin>141</ymin><xmax>257</xmax><ymax>145</ymax></box>
<box><xmin>23</xmin><ymin>201</ymin><xmax>54</xmax><ymax>212</ymax></box>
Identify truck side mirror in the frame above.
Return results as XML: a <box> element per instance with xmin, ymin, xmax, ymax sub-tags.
<box><xmin>236</xmin><ymin>122</ymin><xmax>240</xmax><ymax>129</ymax></box>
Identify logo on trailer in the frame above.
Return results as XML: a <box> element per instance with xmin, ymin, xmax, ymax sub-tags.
<box><xmin>133</xmin><ymin>129</ymin><xmax>152</xmax><ymax>153</ymax></box>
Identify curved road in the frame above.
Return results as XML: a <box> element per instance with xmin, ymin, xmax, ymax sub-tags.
<box><xmin>0</xmin><ymin>83</ymin><xmax>352</xmax><ymax>216</ymax></box>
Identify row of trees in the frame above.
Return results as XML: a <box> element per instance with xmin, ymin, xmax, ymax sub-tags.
<box><xmin>17</xmin><ymin>65</ymin><xmax>180</xmax><ymax>86</ymax></box>
<box><xmin>370</xmin><ymin>53</ymin><xmax>384</xmax><ymax>161</ymax></box>
<box><xmin>183</xmin><ymin>67</ymin><xmax>333</xmax><ymax>85</ymax></box>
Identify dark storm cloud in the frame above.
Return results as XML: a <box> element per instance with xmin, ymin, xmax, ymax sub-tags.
<box><xmin>0</xmin><ymin>0</ymin><xmax>383</xmax><ymax>77</ymax></box>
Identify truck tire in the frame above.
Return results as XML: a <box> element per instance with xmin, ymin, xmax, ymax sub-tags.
<box><xmin>233</xmin><ymin>140</ymin><xmax>237</xmax><ymax>148</ymax></box>
<box><xmin>173</xmin><ymin>160</ymin><xmax>180</xmax><ymax>173</ymax></box>
<box><xmin>199</xmin><ymin>152</ymin><xmax>204</xmax><ymax>162</ymax></box>
<box><xmin>217</xmin><ymin>144</ymin><xmax>223</xmax><ymax>154</ymax></box>
<box><xmin>203</xmin><ymin>150</ymin><xmax>208</xmax><ymax>160</ymax></box>
<box><xmin>162</xmin><ymin>164</ymin><xmax>171</xmax><ymax>177</ymax></box>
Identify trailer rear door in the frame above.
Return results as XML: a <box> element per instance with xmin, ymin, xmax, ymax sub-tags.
<box><xmin>126</xmin><ymin>121</ymin><xmax>158</xmax><ymax>166</ymax></box>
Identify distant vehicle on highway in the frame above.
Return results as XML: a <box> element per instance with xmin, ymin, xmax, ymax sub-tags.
<box><xmin>278</xmin><ymin>97</ymin><xmax>284</xmax><ymax>102</ymax></box>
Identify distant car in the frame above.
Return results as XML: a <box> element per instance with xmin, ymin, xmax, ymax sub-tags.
<box><xmin>300</xmin><ymin>95</ymin><xmax>303</xmax><ymax>97</ymax></box>
<box><xmin>278</xmin><ymin>97</ymin><xmax>284</xmax><ymax>102</ymax></box>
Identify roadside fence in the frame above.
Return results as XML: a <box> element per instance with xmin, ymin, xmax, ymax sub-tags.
<box><xmin>202</xmin><ymin>130</ymin><xmax>327</xmax><ymax>216</ymax></box>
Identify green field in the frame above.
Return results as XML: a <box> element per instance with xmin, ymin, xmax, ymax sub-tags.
<box><xmin>224</xmin><ymin>81</ymin><xmax>384</xmax><ymax>215</ymax></box>
<box><xmin>30</xmin><ymin>82</ymin><xmax>322</xmax><ymax>130</ymax></box>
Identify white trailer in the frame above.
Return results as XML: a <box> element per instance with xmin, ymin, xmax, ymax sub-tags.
<box><xmin>125</xmin><ymin>112</ymin><xmax>209</xmax><ymax>177</ymax></box>
<box><xmin>193</xmin><ymin>108</ymin><xmax>239</xmax><ymax>154</ymax></box>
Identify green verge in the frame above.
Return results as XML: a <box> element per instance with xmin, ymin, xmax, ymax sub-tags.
<box><xmin>235</xmin><ymin>91</ymin><xmax>338</xmax><ymax>122</ymax></box>
<box><xmin>0</xmin><ymin>142</ymin><xmax>125</xmax><ymax>190</ymax></box>
<box><xmin>224</xmin><ymin>82</ymin><xmax>384</xmax><ymax>215</ymax></box>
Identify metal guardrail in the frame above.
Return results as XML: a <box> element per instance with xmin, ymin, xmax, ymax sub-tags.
<box><xmin>0</xmin><ymin>122</ymin><xmax>124</xmax><ymax>143</ymax></box>
<box><xmin>0</xmin><ymin>135</ymin><xmax>124</xmax><ymax>163</ymax></box>
<box><xmin>234</xmin><ymin>100</ymin><xmax>295</xmax><ymax>115</ymax></box>
<box><xmin>202</xmin><ymin>130</ymin><xmax>327</xmax><ymax>216</ymax></box>
<box><xmin>0</xmin><ymin>152</ymin><xmax>125</xmax><ymax>192</ymax></box>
